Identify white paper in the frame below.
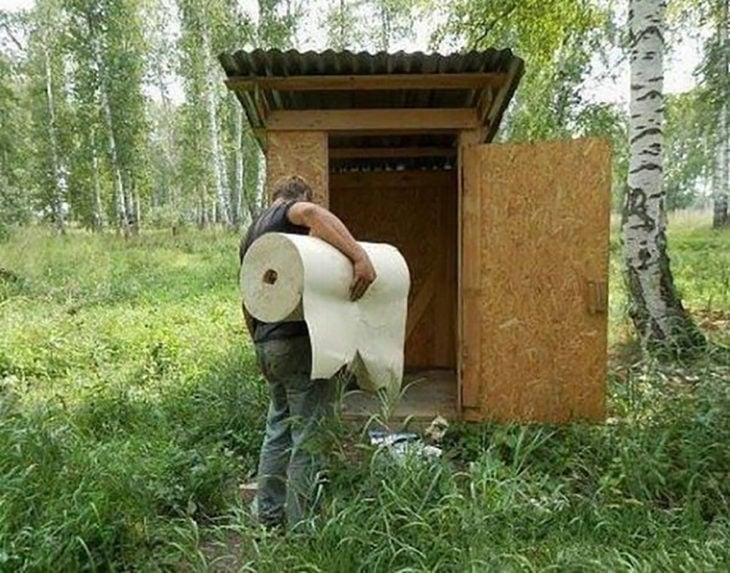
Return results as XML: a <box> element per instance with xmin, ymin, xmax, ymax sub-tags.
<box><xmin>240</xmin><ymin>233</ymin><xmax>410</xmax><ymax>395</ymax></box>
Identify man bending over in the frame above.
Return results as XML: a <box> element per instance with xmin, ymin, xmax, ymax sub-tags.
<box><xmin>239</xmin><ymin>175</ymin><xmax>376</xmax><ymax>530</ymax></box>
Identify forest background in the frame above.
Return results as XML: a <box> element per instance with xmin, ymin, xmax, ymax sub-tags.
<box><xmin>1</xmin><ymin>0</ymin><xmax>727</xmax><ymax>233</ymax></box>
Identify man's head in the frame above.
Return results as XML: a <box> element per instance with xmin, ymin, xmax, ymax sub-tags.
<box><xmin>271</xmin><ymin>175</ymin><xmax>313</xmax><ymax>202</ymax></box>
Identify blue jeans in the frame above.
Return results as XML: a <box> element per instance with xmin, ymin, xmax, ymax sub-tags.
<box><xmin>253</xmin><ymin>336</ymin><xmax>335</xmax><ymax>528</ymax></box>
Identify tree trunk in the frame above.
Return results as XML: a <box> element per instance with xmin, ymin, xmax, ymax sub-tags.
<box><xmin>201</xmin><ymin>22</ymin><xmax>232</xmax><ymax>228</ymax></box>
<box><xmin>91</xmin><ymin>135</ymin><xmax>104</xmax><ymax>231</ymax></box>
<box><xmin>232</xmin><ymin>105</ymin><xmax>244</xmax><ymax>227</ymax></box>
<box><xmin>155</xmin><ymin>64</ymin><xmax>177</xmax><ymax>211</ymax></box>
<box><xmin>713</xmin><ymin>0</ymin><xmax>729</xmax><ymax>228</ymax></box>
<box><xmin>101</xmin><ymin>83</ymin><xmax>129</xmax><ymax>236</ymax></box>
<box><xmin>621</xmin><ymin>0</ymin><xmax>705</xmax><ymax>358</ymax></box>
<box><xmin>88</xmin><ymin>13</ymin><xmax>129</xmax><ymax>237</ymax></box>
<box><xmin>42</xmin><ymin>39</ymin><xmax>64</xmax><ymax>233</ymax></box>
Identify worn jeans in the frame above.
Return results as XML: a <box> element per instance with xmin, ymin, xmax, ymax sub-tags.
<box><xmin>253</xmin><ymin>336</ymin><xmax>335</xmax><ymax>529</ymax></box>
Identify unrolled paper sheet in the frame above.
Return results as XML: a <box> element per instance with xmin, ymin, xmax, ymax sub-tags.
<box><xmin>241</xmin><ymin>233</ymin><xmax>410</xmax><ymax>395</ymax></box>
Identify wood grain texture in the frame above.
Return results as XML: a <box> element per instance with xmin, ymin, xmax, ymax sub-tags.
<box><xmin>459</xmin><ymin>133</ymin><xmax>483</xmax><ymax>415</ymax></box>
<box><xmin>330</xmin><ymin>170</ymin><xmax>457</xmax><ymax>369</ymax></box>
<box><xmin>266</xmin><ymin>109</ymin><xmax>477</xmax><ymax>132</ymax></box>
<box><xmin>465</xmin><ymin>138</ymin><xmax>611</xmax><ymax>423</ymax></box>
<box><xmin>265</xmin><ymin>131</ymin><xmax>329</xmax><ymax>206</ymax></box>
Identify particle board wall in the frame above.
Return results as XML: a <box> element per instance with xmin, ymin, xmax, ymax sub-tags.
<box><xmin>463</xmin><ymin>138</ymin><xmax>611</xmax><ymax>423</ymax></box>
<box><xmin>329</xmin><ymin>170</ymin><xmax>457</xmax><ymax>370</ymax></box>
<box><xmin>266</xmin><ymin>132</ymin><xmax>329</xmax><ymax>206</ymax></box>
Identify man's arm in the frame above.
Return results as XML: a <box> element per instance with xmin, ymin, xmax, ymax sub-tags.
<box><xmin>288</xmin><ymin>202</ymin><xmax>377</xmax><ymax>301</ymax></box>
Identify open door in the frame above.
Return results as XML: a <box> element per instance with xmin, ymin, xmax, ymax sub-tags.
<box><xmin>460</xmin><ymin>138</ymin><xmax>611</xmax><ymax>423</ymax></box>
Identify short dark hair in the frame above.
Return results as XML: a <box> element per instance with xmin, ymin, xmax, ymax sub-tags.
<box><xmin>271</xmin><ymin>175</ymin><xmax>313</xmax><ymax>202</ymax></box>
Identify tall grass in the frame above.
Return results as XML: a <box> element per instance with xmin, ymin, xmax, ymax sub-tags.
<box><xmin>0</xmin><ymin>222</ymin><xmax>728</xmax><ymax>571</ymax></box>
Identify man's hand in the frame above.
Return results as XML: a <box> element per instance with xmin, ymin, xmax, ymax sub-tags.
<box><xmin>289</xmin><ymin>202</ymin><xmax>378</xmax><ymax>301</ymax></box>
<box><xmin>350</xmin><ymin>254</ymin><xmax>377</xmax><ymax>301</ymax></box>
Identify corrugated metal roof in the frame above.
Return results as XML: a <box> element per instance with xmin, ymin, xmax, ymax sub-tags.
<box><xmin>218</xmin><ymin>48</ymin><xmax>524</xmax><ymax>169</ymax></box>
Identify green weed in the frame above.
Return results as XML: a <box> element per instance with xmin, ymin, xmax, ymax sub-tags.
<box><xmin>0</xmin><ymin>222</ymin><xmax>728</xmax><ymax>571</ymax></box>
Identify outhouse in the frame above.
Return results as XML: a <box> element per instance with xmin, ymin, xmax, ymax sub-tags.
<box><xmin>219</xmin><ymin>49</ymin><xmax>611</xmax><ymax>424</ymax></box>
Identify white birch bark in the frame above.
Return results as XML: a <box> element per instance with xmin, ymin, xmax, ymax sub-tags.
<box><xmin>624</xmin><ymin>0</ymin><xmax>668</xmax><ymax>340</ymax></box>
<box><xmin>201</xmin><ymin>22</ymin><xmax>231</xmax><ymax>227</ymax></box>
<box><xmin>232</xmin><ymin>105</ymin><xmax>244</xmax><ymax>226</ymax></box>
<box><xmin>42</xmin><ymin>38</ymin><xmax>64</xmax><ymax>232</ymax></box>
<box><xmin>100</xmin><ymin>75</ymin><xmax>128</xmax><ymax>234</ymax></box>
<box><xmin>713</xmin><ymin>0</ymin><xmax>729</xmax><ymax>228</ymax></box>
<box><xmin>87</xmin><ymin>14</ymin><xmax>128</xmax><ymax>234</ymax></box>
<box><xmin>622</xmin><ymin>0</ymin><xmax>704</xmax><ymax>353</ymax></box>
<box><xmin>91</xmin><ymin>133</ymin><xmax>104</xmax><ymax>230</ymax></box>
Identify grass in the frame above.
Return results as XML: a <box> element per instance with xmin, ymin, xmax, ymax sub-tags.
<box><xmin>0</xmin><ymin>217</ymin><xmax>728</xmax><ymax>571</ymax></box>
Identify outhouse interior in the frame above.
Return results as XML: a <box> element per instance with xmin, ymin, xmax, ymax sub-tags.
<box><xmin>220</xmin><ymin>49</ymin><xmax>611</xmax><ymax>425</ymax></box>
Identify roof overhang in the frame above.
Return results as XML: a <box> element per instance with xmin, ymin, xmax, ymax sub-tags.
<box><xmin>218</xmin><ymin>49</ymin><xmax>524</xmax><ymax>169</ymax></box>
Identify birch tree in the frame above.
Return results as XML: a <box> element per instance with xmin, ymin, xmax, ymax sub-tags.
<box><xmin>63</xmin><ymin>0</ymin><xmax>148</xmax><ymax>235</ymax></box>
<box><xmin>177</xmin><ymin>0</ymin><xmax>234</xmax><ymax>228</ymax></box>
<box><xmin>27</xmin><ymin>0</ymin><xmax>69</xmax><ymax>232</ymax></box>
<box><xmin>621</xmin><ymin>0</ymin><xmax>705</xmax><ymax>358</ymax></box>
<box><xmin>143</xmin><ymin>0</ymin><xmax>179</xmax><ymax>214</ymax></box>
<box><xmin>326</xmin><ymin>0</ymin><xmax>363</xmax><ymax>49</ymax></box>
<box><xmin>0</xmin><ymin>12</ymin><xmax>32</xmax><ymax>226</ymax></box>
<box><xmin>710</xmin><ymin>0</ymin><xmax>729</xmax><ymax>228</ymax></box>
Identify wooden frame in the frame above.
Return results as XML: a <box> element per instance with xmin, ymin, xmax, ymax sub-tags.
<box><xmin>226</xmin><ymin>73</ymin><xmax>507</xmax><ymax>92</ymax></box>
<box><xmin>329</xmin><ymin>147</ymin><xmax>456</xmax><ymax>159</ymax></box>
<box><xmin>458</xmin><ymin>131</ymin><xmax>483</xmax><ymax>417</ymax></box>
<box><xmin>266</xmin><ymin>109</ymin><xmax>478</xmax><ymax>132</ymax></box>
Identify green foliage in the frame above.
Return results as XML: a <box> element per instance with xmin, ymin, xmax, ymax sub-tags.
<box><xmin>0</xmin><ymin>223</ymin><xmax>728</xmax><ymax>570</ymax></box>
<box><xmin>665</xmin><ymin>90</ymin><xmax>715</xmax><ymax>210</ymax></box>
<box><xmin>0</xmin><ymin>228</ymin><xmax>267</xmax><ymax>570</ymax></box>
<box><xmin>0</xmin><ymin>47</ymin><xmax>31</xmax><ymax>226</ymax></box>
<box><xmin>437</xmin><ymin>0</ymin><xmax>615</xmax><ymax>139</ymax></box>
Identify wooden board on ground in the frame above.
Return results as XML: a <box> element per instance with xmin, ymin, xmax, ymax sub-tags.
<box><xmin>341</xmin><ymin>369</ymin><xmax>457</xmax><ymax>425</ymax></box>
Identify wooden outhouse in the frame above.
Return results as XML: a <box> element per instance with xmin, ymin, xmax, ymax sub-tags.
<box><xmin>219</xmin><ymin>49</ymin><xmax>611</xmax><ymax>424</ymax></box>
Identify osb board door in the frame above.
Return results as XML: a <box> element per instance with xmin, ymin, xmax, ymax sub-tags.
<box><xmin>266</xmin><ymin>132</ymin><xmax>328</xmax><ymax>206</ymax></box>
<box><xmin>461</xmin><ymin>138</ymin><xmax>611</xmax><ymax>423</ymax></box>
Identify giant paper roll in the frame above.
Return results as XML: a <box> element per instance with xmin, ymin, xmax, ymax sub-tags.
<box><xmin>241</xmin><ymin>233</ymin><xmax>410</xmax><ymax>395</ymax></box>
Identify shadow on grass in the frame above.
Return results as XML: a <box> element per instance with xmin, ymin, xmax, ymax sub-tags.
<box><xmin>0</xmin><ymin>343</ymin><xmax>268</xmax><ymax>572</ymax></box>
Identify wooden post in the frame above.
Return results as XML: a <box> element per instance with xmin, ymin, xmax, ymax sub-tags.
<box><xmin>458</xmin><ymin>129</ymin><xmax>484</xmax><ymax>419</ymax></box>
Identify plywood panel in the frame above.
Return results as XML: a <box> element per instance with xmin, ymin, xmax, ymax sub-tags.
<box><xmin>458</xmin><ymin>130</ymin><xmax>483</xmax><ymax>416</ymax></box>
<box><xmin>464</xmin><ymin>138</ymin><xmax>611</xmax><ymax>423</ymax></box>
<box><xmin>330</xmin><ymin>170</ymin><xmax>457</xmax><ymax>369</ymax></box>
<box><xmin>266</xmin><ymin>132</ymin><xmax>328</xmax><ymax>206</ymax></box>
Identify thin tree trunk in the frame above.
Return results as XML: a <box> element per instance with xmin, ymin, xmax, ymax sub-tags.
<box><xmin>134</xmin><ymin>188</ymin><xmax>141</xmax><ymax>231</ymax></box>
<box><xmin>122</xmin><ymin>173</ymin><xmax>138</xmax><ymax>235</ymax></box>
<box><xmin>102</xmin><ymin>82</ymin><xmax>129</xmax><ymax>236</ymax></box>
<box><xmin>42</xmin><ymin>39</ymin><xmax>64</xmax><ymax>233</ymax></box>
<box><xmin>232</xmin><ymin>105</ymin><xmax>244</xmax><ymax>227</ymax></box>
<box><xmin>201</xmin><ymin>22</ymin><xmax>231</xmax><ymax>228</ymax></box>
<box><xmin>713</xmin><ymin>0</ymin><xmax>729</xmax><ymax>228</ymax></box>
<box><xmin>155</xmin><ymin>66</ymin><xmax>177</xmax><ymax>211</ymax></box>
<box><xmin>91</xmin><ymin>135</ymin><xmax>104</xmax><ymax>231</ymax></box>
<box><xmin>88</xmin><ymin>13</ymin><xmax>129</xmax><ymax>237</ymax></box>
<box><xmin>621</xmin><ymin>0</ymin><xmax>705</xmax><ymax>358</ymax></box>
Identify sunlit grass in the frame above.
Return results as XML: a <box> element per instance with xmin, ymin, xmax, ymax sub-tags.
<box><xmin>0</xmin><ymin>220</ymin><xmax>728</xmax><ymax>571</ymax></box>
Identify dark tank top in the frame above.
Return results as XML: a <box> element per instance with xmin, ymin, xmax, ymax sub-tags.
<box><xmin>239</xmin><ymin>200</ymin><xmax>310</xmax><ymax>343</ymax></box>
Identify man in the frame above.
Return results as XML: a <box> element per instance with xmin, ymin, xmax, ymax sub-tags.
<box><xmin>239</xmin><ymin>175</ymin><xmax>376</xmax><ymax>530</ymax></box>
